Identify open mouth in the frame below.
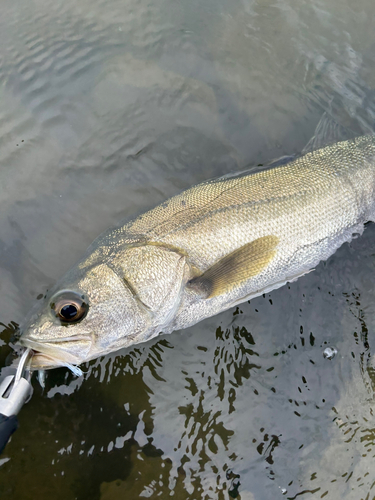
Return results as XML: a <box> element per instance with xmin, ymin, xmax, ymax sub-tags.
<box><xmin>19</xmin><ymin>337</ymin><xmax>92</xmax><ymax>371</ymax></box>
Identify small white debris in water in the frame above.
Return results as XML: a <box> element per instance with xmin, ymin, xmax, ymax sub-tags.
<box><xmin>323</xmin><ymin>347</ymin><xmax>338</xmax><ymax>360</ymax></box>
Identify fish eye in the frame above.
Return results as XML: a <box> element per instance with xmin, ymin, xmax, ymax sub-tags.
<box><xmin>50</xmin><ymin>291</ymin><xmax>88</xmax><ymax>324</ymax></box>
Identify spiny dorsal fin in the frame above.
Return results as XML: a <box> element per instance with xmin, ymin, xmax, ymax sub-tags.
<box><xmin>188</xmin><ymin>235</ymin><xmax>279</xmax><ymax>298</ymax></box>
<box><xmin>302</xmin><ymin>111</ymin><xmax>354</xmax><ymax>155</ymax></box>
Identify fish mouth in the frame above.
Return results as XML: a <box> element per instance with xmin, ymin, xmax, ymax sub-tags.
<box><xmin>19</xmin><ymin>336</ymin><xmax>92</xmax><ymax>371</ymax></box>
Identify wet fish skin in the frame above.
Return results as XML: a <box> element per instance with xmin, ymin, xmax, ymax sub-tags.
<box><xmin>19</xmin><ymin>135</ymin><xmax>375</xmax><ymax>370</ymax></box>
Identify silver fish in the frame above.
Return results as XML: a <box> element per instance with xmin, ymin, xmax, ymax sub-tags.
<box><xmin>19</xmin><ymin>135</ymin><xmax>375</xmax><ymax>370</ymax></box>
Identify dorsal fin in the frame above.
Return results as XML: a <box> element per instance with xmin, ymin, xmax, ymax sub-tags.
<box><xmin>302</xmin><ymin>112</ymin><xmax>354</xmax><ymax>155</ymax></box>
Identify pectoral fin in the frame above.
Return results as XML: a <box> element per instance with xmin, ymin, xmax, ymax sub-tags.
<box><xmin>188</xmin><ymin>235</ymin><xmax>279</xmax><ymax>298</ymax></box>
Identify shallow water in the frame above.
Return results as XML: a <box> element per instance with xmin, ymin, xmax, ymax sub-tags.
<box><xmin>1</xmin><ymin>0</ymin><xmax>375</xmax><ymax>498</ymax></box>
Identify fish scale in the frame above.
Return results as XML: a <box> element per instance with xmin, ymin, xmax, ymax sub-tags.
<box><xmin>119</xmin><ymin>136</ymin><xmax>375</xmax><ymax>266</ymax></box>
<box><xmin>19</xmin><ymin>135</ymin><xmax>375</xmax><ymax>370</ymax></box>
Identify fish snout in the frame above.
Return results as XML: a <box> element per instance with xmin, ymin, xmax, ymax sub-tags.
<box><xmin>19</xmin><ymin>335</ymin><xmax>92</xmax><ymax>370</ymax></box>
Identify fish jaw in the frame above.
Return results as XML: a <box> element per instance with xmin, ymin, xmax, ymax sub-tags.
<box><xmin>19</xmin><ymin>337</ymin><xmax>92</xmax><ymax>371</ymax></box>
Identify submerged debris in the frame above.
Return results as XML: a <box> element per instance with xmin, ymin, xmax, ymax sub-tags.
<box><xmin>323</xmin><ymin>347</ymin><xmax>338</xmax><ymax>360</ymax></box>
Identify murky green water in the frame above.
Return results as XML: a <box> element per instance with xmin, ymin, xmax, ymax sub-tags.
<box><xmin>1</xmin><ymin>0</ymin><xmax>375</xmax><ymax>498</ymax></box>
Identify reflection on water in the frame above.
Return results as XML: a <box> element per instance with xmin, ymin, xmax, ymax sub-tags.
<box><xmin>4</xmin><ymin>232</ymin><xmax>375</xmax><ymax>499</ymax></box>
<box><xmin>2</xmin><ymin>0</ymin><xmax>375</xmax><ymax>498</ymax></box>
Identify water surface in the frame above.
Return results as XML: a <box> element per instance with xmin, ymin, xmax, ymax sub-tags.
<box><xmin>1</xmin><ymin>0</ymin><xmax>375</xmax><ymax>498</ymax></box>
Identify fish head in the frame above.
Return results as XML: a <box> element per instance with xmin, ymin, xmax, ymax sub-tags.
<box><xmin>18</xmin><ymin>243</ymin><xmax>189</xmax><ymax>370</ymax></box>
